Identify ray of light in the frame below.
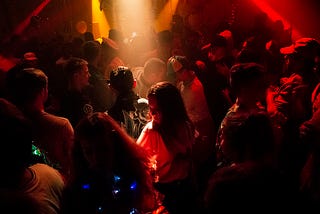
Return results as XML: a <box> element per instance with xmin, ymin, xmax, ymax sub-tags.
<box><xmin>250</xmin><ymin>0</ymin><xmax>302</xmax><ymax>39</ymax></box>
<box><xmin>92</xmin><ymin>0</ymin><xmax>110</xmax><ymax>39</ymax></box>
<box><xmin>13</xmin><ymin>0</ymin><xmax>51</xmax><ymax>36</ymax></box>
<box><xmin>154</xmin><ymin>0</ymin><xmax>179</xmax><ymax>33</ymax></box>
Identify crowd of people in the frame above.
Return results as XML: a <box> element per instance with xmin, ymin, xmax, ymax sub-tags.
<box><xmin>1</xmin><ymin>11</ymin><xmax>320</xmax><ymax>213</ymax></box>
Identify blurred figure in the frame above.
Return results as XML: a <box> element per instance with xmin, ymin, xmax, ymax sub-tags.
<box><xmin>204</xmin><ymin>112</ymin><xmax>299</xmax><ymax>212</ymax></box>
<box><xmin>270</xmin><ymin>19</ymin><xmax>292</xmax><ymax>48</ymax></box>
<box><xmin>21</xmin><ymin>52</ymin><xmax>39</xmax><ymax>68</ymax></box>
<box><xmin>58</xmin><ymin>57</ymin><xmax>93</xmax><ymax>127</ymax></box>
<box><xmin>83</xmin><ymin>31</ymin><xmax>94</xmax><ymax>42</ymax></box>
<box><xmin>126</xmin><ymin>34</ymin><xmax>157</xmax><ymax>67</ymax></box>
<box><xmin>136</xmin><ymin>81</ymin><xmax>199</xmax><ymax>214</ymax></box>
<box><xmin>108</xmin><ymin>28</ymin><xmax>127</xmax><ymax>62</ymax></box>
<box><xmin>108</xmin><ymin>29</ymin><xmax>124</xmax><ymax>45</ymax></box>
<box><xmin>0</xmin><ymin>98</ymin><xmax>65</xmax><ymax>214</ymax></box>
<box><xmin>167</xmin><ymin>55</ymin><xmax>216</xmax><ymax>198</ymax></box>
<box><xmin>82</xmin><ymin>40</ymin><xmax>114</xmax><ymax>111</ymax></box>
<box><xmin>216</xmin><ymin>62</ymin><xmax>269</xmax><ymax>167</ymax></box>
<box><xmin>140</xmin><ymin>30</ymin><xmax>174</xmax><ymax>67</ymax></box>
<box><xmin>192</xmin><ymin>33</ymin><xmax>234</xmax><ymax>132</ymax></box>
<box><xmin>134</xmin><ymin>57</ymin><xmax>167</xmax><ymax>98</ymax></box>
<box><xmin>267</xmin><ymin>38</ymin><xmax>320</xmax><ymax>187</ymax></box>
<box><xmin>100</xmin><ymin>37</ymin><xmax>125</xmax><ymax>81</ymax></box>
<box><xmin>4</xmin><ymin>51</ymin><xmax>41</xmax><ymax>99</ymax></box>
<box><xmin>61</xmin><ymin>112</ymin><xmax>163</xmax><ymax>214</ymax></box>
<box><xmin>298</xmin><ymin>45</ymin><xmax>320</xmax><ymax>209</ymax></box>
<box><xmin>108</xmin><ymin>66</ymin><xmax>147</xmax><ymax>139</ymax></box>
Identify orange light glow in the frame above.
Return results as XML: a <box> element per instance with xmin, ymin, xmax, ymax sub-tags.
<box><xmin>154</xmin><ymin>0</ymin><xmax>179</xmax><ymax>33</ymax></box>
<box><xmin>92</xmin><ymin>0</ymin><xmax>110</xmax><ymax>39</ymax></box>
<box><xmin>115</xmin><ymin>0</ymin><xmax>153</xmax><ymax>37</ymax></box>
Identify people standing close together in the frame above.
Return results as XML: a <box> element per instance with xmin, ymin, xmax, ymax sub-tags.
<box><xmin>2</xmin><ymin>25</ymin><xmax>320</xmax><ymax>213</ymax></box>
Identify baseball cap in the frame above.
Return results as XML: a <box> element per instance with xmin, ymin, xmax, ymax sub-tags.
<box><xmin>280</xmin><ymin>37</ymin><xmax>320</xmax><ymax>56</ymax></box>
<box><xmin>109</xmin><ymin>66</ymin><xmax>134</xmax><ymax>93</ymax></box>
<box><xmin>167</xmin><ymin>56</ymin><xmax>189</xmax><ymax>73</ymax></box>
<box><xmin>23</xmin><ymin>52</ymin><xmax>38</xmax><ymax>61</ymax></box>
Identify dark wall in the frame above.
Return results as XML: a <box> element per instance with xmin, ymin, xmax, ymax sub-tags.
<box><xmin>0</xmin><ymin>0</ymin><xmax>92</xmax><ymax>44</ymax></box>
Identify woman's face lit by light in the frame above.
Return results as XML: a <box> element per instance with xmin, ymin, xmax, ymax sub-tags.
<box><xmin>148</xmin><ymin>96</ymin><xmax>162</xmax><ymax>125</ymax></box>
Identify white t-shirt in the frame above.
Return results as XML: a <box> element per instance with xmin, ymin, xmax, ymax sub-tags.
<box><xmin>23</xmin><ymin>163</ymin><xmax>65</xmax><ymax>214</ymax></box>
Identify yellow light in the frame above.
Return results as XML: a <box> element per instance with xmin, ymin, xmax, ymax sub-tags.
<box><xmin>154</xmin><ymin>0</ymin><xmax>179</xmax><ymax>33</ymax></box>
<box><xmin>92</xmin><ymin>0</ymin><xmax>110</xmax><ymax>39</ymax></box>
<box><xmin>90</xmin><ymin>0</ymin><xmax>179</xmax><ymax>41</ymax></box>
<box><xmin>115</xmin><ymin>0</ymin><xmax>153</xmax><ymax>37</ymax></box>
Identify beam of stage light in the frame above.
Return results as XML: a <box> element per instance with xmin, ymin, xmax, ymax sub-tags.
<box><xmin>12</xmin><ymin>0</ymin><xmax>51</xmax><ymax>36</ymax></box>
<box><xmin>154</xmin><ymin>0</ymin><xmax>179</xmax><ymax>33</ymax></box>
<box><xmin>250</xmin><ymin>0</ymin><xmax>302</xmax><ymax>39</ymax></box>
<box><xmin>115</xmin><ymin>0</ymin><xmax>153</xmax><ymax>38</ymax></box>
<box><xmin>92</xmin><ymin>0</ymin><xmax>110</xmax><ymax>39</ymax></box>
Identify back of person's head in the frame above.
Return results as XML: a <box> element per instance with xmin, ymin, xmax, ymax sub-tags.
<box><xmin>109</xmin><ymin>66</ymin><xmax>134</xmax><ymax>94</ymax></box>
<box><xmin>157</xmin><ymin>30</ymin><xmax>173</xmax><ymax>46</ymax></box>
<box><xmin>22</xmin><ymin>52</ymin><xmax>39</xmax><ymax>68</ymax></box>
<box><xmin>236</xmin><ymin>36</ymin><xmax>266</xmax><ymax>64</ymax></box>
<box><xmin>74</xmin><ymin>112</ymin><xmax>124</xmax><ymax>171</ymax></box>
<box><xmin>143</xmin><ymin>58</ymin><xmax>166</xmax><ymax>82</ymax></box>
<box><xmin>229</xmin><ymin>62</ymin><xmax>266</xmax><ymax>94</ymax></box>
<box><xmin>83</xmin><ymin>31</ymin><xmax>94</xmax><ymax>42</ymax></box>
<box><xmin>63</xmin><ymin>57</ymin><xmax>88</xmax><ymax>81</ymax></box>
<box><xmin>7</xmin><ymin>68</ymin><xmax>47</xmax><ymax>107</ymax></box>
<box><xmin>101</xmin><ymin>37</ymin><xmax>119</xmax><ymax>54</ymax></box>
<box><xmin>108</xmin><ymin>29</ymin><xmax>124</xmax><ymax>44</ymax></box>
<box><xmin>0</xmin><ymin>98</ymin><xmax>33</xmax><ymax>187</ymax></box>
<box><xmin>82</xmin><ymin>41</ymin><xmax>100</xmax><ymax>62</ymax></box>
<box><xmin>167</xmin><ymin>55</ymin><xmax>191</xmax><ymax>83</ymax></box>
<box><xmin>236</xmin><ymin>48</ymin><xmax>262</xmax><ymax>64</ymax></box>
<box><xmin>147</xmin><ymin>81</ymin><xmax>189</xmax><ymax>125</ymax></box>
<box><xmin>211</xmin><ymin>34</ymin><xmax>228</xmax><ymax>48</ymax></box>
<box><xmin>71</xmin><ymin>112</ymin><xmax>154</xmax><ymax>212</ymax></box>
<box><xmin>171</xmin><ymin>14</ymin><xmax>184</xmax><ymax>34</ymax></box>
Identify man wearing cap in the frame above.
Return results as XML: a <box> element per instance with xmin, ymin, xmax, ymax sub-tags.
<box><xmin>193</xmin><ymin>33</ymin><xmax>234</xmax><ymax>133</ymax></box>
<box><xmin>268</xmin><ymin>38</ymin><xmax>320</xmax><ymax>125</ymax></box>
<box><xmin>266</xmin><ymin>37</ymin><xmax>320</xmax><ymax>185</ymax></box>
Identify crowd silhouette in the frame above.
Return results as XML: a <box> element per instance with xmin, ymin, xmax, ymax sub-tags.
<box><xmin>1</xmin><ymin>10</ymin><xmax>320</xmax><ymax>213</ymax></box>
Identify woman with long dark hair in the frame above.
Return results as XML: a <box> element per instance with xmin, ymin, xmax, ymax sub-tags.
<box><xmin>136</xmin><ymin>81</ymin><xmax>198</xmax><ymax>214</ymax></box>
<box><xmin>61</xmin><ymin>112</ymin><xmax>161</xmax><ymax>214</ymax></box>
